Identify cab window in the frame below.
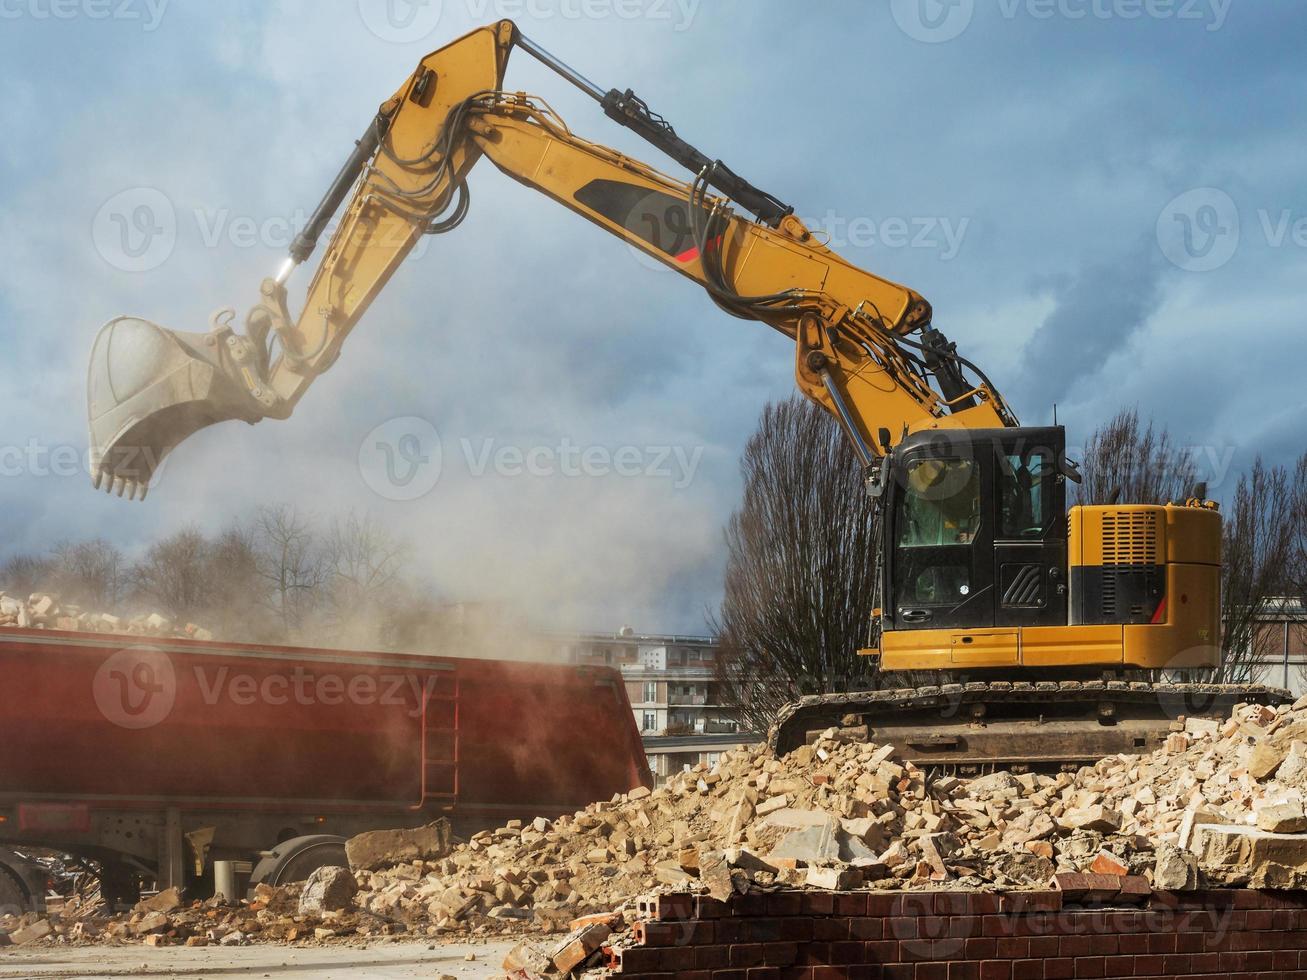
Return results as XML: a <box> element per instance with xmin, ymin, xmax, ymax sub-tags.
<box><xmin>999</xmin><ymin>451</ymin><xmax>1052</xmax><ymax>539</ymax></box>
<box><xmin>898</xmin><ymin>459</ymin><xmax>981</xmax><ymax>547</ymax></box>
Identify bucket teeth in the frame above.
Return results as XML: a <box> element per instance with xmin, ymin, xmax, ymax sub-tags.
<box><xmin>90</xmin><ymin>464</ymin><xmax>147</xmax><ymax>501</ymax></box>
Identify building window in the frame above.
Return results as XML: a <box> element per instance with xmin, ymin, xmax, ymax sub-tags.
<box><xmin>643</xmin><ymin>681</ymin><xmax>657</xmax><ymax>704</ymax></box>
<box><xmin>642</xmin><ymin>712</ymin><xmax>657</xmax><ymax>733</ymax></box>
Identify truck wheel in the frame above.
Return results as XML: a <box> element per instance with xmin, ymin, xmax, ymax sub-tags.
<box><xmin>0</xmin><ymin>866</ymin><xmax>29</xmax><ymax>918</ymax></box>
<box><xmin>249</xmin><ymin>835</ymin><xmax>349</xmax><ymax>890</ymax></box>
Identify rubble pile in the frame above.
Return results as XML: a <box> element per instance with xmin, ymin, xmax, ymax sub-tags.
<box><xmin>0</xmin><ymin>591</ymin><xmax>211</xmax><ymax>640</ymax></box>
<box><xmin>0</xmin><ymin>876</ymin><xmax>420</xmax><ymax>949</ymax></box>
<box><xmin>10</xmin><ymin>696</ymin><xmax>1307</xmax><ymax>962</ymax></box>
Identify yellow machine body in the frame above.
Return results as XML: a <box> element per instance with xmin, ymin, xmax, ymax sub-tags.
<box><xmin>871</xmin><ymin>503</ymin><xmax>1221</xmax><ymax>672</ymax></box>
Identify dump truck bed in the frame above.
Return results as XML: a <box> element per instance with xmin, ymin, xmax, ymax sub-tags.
<box><xmin>0</xmin><ymin>627</ymin><xmax>649</xmax><ymax>820</ymax></box>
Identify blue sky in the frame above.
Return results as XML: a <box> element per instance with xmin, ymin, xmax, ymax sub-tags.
<box><xmin>0</xmin><ymin>0</ymin><xmax>1303</xmax><ymax>633</ymax></box>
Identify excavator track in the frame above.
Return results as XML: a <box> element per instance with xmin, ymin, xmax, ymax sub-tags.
<box><xmin>768</xmin><ymin>680</ymin><xmax>1293</xmax><ymax>774</ymax></box>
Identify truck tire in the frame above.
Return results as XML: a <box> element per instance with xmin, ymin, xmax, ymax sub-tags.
<box><xmin>0</xmin><ymin>865</ymin><xmax>29</xmax><ymax>918</ymax></box>
<box><xmin>249</xmin><ymin>835</ymin><xmax>349</xmax><ymax>890</ymax></box>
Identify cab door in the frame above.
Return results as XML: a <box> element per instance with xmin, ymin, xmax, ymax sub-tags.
<box><xmin>890</xmin><ymin>452</ymin><xmax>995</xmax><ymax>632</ymax></box>
<box><xmin>992</xmin><ymin>432</ymin><xmax>1068</xmax><ymax>629</ymax></box>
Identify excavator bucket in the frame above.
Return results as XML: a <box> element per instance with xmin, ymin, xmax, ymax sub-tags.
<box><xmin>86</xmin><ymin>316</ymin><xmax>263</xmax><ymax>500</ymax></box>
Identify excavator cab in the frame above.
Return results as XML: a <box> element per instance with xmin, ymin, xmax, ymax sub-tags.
<box><xmin>883</xmin><ymin>426</ymin><xmax>1070</xmax><ymax>638</ymax></box>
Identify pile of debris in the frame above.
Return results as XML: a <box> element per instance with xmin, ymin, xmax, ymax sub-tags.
<box><xmin>11</xmin><ymin>695</ymin><xmax>1307</xmax><ymax>962</ymax></box>
<box><xmin>0</xmin><ymin>591</ymin><xmax>212</xmax><ymax>640</ymax></box>
<box><xmin>0</xmin><ymin>875</ymin><xmax>425</xmax><ymax>949</ymax></box>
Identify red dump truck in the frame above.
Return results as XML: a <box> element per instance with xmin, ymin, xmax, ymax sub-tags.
<box><xmin>0</xmin><ymin>627</ymin><xmax>650</xmax><ymax>910</ymax></box>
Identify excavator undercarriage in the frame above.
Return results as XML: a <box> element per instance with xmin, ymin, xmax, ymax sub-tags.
<box><xmin>770</xmin><ymin>679</ymin><xmax>1292</xmax><ymax>773</ymax></box>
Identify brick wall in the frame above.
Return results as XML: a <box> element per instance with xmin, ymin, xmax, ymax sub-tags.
<box><xmin>604</xmin><ymin>888</ymin><xmax>1307</xmax><ymax>979</ymax></box>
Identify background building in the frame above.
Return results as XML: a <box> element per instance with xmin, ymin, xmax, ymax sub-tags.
<box><xmin>554</xmin><ymin>629</ymin><xmax>758</xmax><ymax>783</ymax></box>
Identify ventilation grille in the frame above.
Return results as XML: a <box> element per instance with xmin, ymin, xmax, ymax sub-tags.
<box><xmin>1100</xmin><ymin>510</ymin><xmax>1159</xmax><ymax>565</ymax></box>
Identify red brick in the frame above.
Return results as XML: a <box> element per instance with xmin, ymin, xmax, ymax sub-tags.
<box><xmin>964</xmin><ymin>939</ymin><xmax>998</xmax><ymax>959</ymax></box>
<box><xmin>848</xmin><ymin>918</ymin><xmax>883</xmax><ymax>941</ymax></box>
<box><xmin>835</xmin><ymin>893</ymin><xmax>869</xmax><ymax>917</ymax></box>
<box><xmin>913</xmin><ymin>965</ymin><xmax>948</xmax><ymax>980</ymax></box>
<box><xmin>1000</xmin><ymin>892</ymin><xmax>1063</xmax><ymax>915</ymax></box>
<box><xmin>1116</xmin><ymin>934</ymin><xmax>1148</xmax><ymax>954</ymax></box>
<box><xmin>1043</xmin><ymin>959</ymin><xmax>1075</xmax><ymax>980</ymax></box>
<box><xmin>947</xmin><ymin>964</ymin><xmax>979</xmax><ymax>980</ymax></box>
<box><xmin>828</xmin><ymin>941</ymin><xmax>863</xmax><ymax>965</ymax></box>
<box><xmin>996</xmin><ymin>938</ymin><xmax>1029</xmax><ymax>959</ymax></box>
<box><xmin>980</xmin><ymin>963</ymin><xmax>1012</xmax><ymax>980</ymax></box>
<box><xmin>765</xmin><ymin>892</ymin><xmax>804</xmax><ymax>917</ymax></box>
<box><xmin>1072</xmin><ymin>956</ymin><xmax>1104</xmax><ymax>978</ymax></box>
<box><xmin>762</xmin><ymin>943</ymin><xmax>800</xmax><ymax>967</ymax></box>
<box><xmin>814</xmin><ymin>918</ymin><xmax>849</xmax><ymax>942</ymax></box>
<box><xmin>795</xmin><ymin>943</ymin><xmax>832</xmax><ymax>967</ymax></box>
<box><xmin>730</xmin><ymin>945</ymin><xmax>766</xmax><ymax>968</ymax></box>
<box><xmin>887</xmin><ymin>918</ymin><xmax>919</xmax><ymax>941</ymax></box>
<box><xmin>864</xmin><ymin>941</ymin><xmax>899</xmax><ymax>964</ymax></box>
<box><xmin>695</xmin><ymin>896</ymin><xmax>730</xmax><ymax>919</ymax></box>
<box><xmin>1026</xmin><ymin>937</ymin><xmax>1060</xmax><ymax>959</ymax></box>
<box><xmin>695</xmin><ymin>944</ymin><xmax>730</xmax><ymax>969</ymax></box>
<box><xmin>780</xmin><ymin>918</ymin><xmax>814</xmax><ymax>942</ymax></box>
<box><xmin>1059</xmin><ymin>936</ymin><xmax>1094</xmax><ymax>958</ymax></box>
<box><xmin>1012</xmin><ymin>960</ymin><xmax>1044</xmax><ymax>980</ymax></box>
<box><xmin>744</xmin><ymin>919</ymin><xmax>784</xmax><ymax>944</ymax></box>
<box><xmin>805</xmin><ymin>893</ymin><xmax>837</xmax><ymax>916</ymax></box>
<box><xmin>1101</xmin><ymin>956</ymin><xmax>1133</xmax><ymax>977</ymax></box>
<box><xmin>638</xmin><ymin>892</ymin><xmax>695</xmax><ymax>920</ymax></box>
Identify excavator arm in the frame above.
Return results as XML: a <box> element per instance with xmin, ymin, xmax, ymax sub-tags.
<box><xmin>86</xmin><ymin>20</ymin><xmax>1014</xmax><ymax>499</ymax></box>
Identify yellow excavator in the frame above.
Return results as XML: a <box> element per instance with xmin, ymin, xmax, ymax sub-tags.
<box><xmin>86</xmin><ymin>21</ymin><xmax>1286</xmax><ymax>770</ymax></box>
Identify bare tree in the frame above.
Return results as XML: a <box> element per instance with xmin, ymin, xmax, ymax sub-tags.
<box><xmin>712</xmin><ymin>396</ymin><xmax>880</xmax><ymax>733</ymax></box>
<box><xmin>48</xmin><ymin>539</ymin><xmax>126</xmax><ymax>609</ymax></box>
<box><xmin>252</xmin><ymin>504</ymin><xmax>325</xmax><ymax>637</ymax></box>
<box><xmin>322</xmin><ymin>512</ymin><xmax>409</xmax><ymax>647</ymax></box>
<box><xmin>129</xmin><ymin>528</ymin><xmax>213</xmax><ymax>622</ymax></box>
<box><xmin>0</xmin><ymin>553</ymin><xmax>55</xmax><ymax>598</ymax></box>
<box><xmin>1219</xmin><ymin>455</ymin><xmax>1307</xmax><ymax>683</ymax></box>
<box><xmin>1073</xmin><ymin>407</ymin><xmax>1198</xmax><ymax>506</ymax></box>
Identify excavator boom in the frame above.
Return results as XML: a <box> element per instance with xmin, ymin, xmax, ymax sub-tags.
<box><xmin>86</xmin><ymin>20</ymin><xmax>1012</xmax><ymax>498</ymax></box>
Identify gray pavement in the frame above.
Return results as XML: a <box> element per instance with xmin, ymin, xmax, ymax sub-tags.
<box><xmin>0</xmin><ymin>939</ymin><xmax>518</xmax><ymax>979</ymax></box>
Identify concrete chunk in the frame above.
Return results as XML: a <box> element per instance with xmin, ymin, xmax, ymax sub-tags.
<box><xmin>345</xmin><ymin>819</ymin><xmax>452</xmax><ymax>871</ymax></box>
